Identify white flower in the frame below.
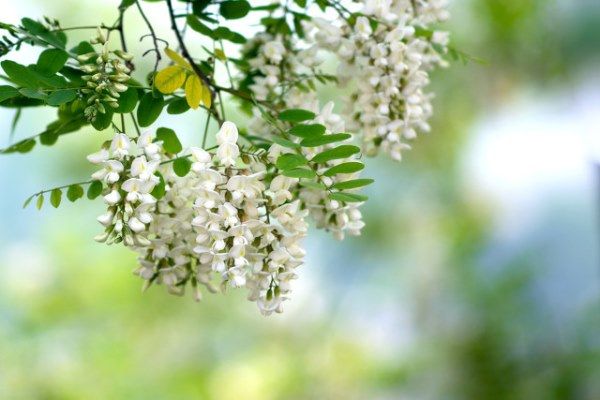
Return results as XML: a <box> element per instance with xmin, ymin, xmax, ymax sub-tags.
<box><xmin>215</xmin><ymin>121</ymin><xmax>239</xmax><ymax>145</ymax></box>
<box><xmin>111</xmin><ymin>133</ymin><xmax>131</xmax><ymax>159</ymax></box>
<box><xmin>87</xmin><ymin>149</ymin><xmax>109</xmax><ymax>164</ymax></box>
<box><xmin>190</xmin><ymin>147</ymin><xmax>212</xmax><ymax>172</ymax></box>
<box><xmin>262</xmin><ymin>40</ymin><xmax>285</xmax><ymax>63</ymax></box>
<box><xmin>130</xmin><ymin>156</ymin><xmax>159</xmax><ymax>181</ymax></box>
<box><xmin>104</xmin><ymin>190</ymin><xmax>121</xmax><ymax>205</ymax></box>
<box><xmin>216</xmin><ymin>142</ymin><xmax>239</xmax><ymax>167</ymax></box>
<box><xmin>121</xmin><ymin>178</ymin><xmax>156</xmax><ymax>204</ymax></box>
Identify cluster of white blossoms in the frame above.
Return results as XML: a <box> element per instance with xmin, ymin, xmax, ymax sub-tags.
<box><xmin>78</xmin><ymin>28</ymin><xmax>133</xmax><ymax>122</ymax></box>
<box><xmin>304</xmin><ymin>0</ymin><xmax>450</xmax><ymax>161</ymax></box>
<box><xmin>89</xmin><ymin>122</ymin><xmax>310</xmax><ymax>315</ymax></box>
<box><xmin>88</xmin><ymin>130</ymin><xmax>161</xmax><ymax>247</ymax></box>
<box><xmin>243</xmin><ymin>35</ymin><xmax>366</xmax><ymax>240</ymax></box>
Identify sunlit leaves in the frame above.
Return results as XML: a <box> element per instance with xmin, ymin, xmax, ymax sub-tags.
<box><xmin>165</xmin><ymin>47</ymin><xmax>190</xmax><ymax>69</ymax></box>
<box><xmin>323</xmin><ymin>162</ymin><xmax>364</xmax><ymax>176</ymax></box>
<box><xmin>329</xmin><ymin>192</ymin><xmax>368</xmax><ymax>203</ymax></box>
<box><xmin>184</xmin><ymin>74</ymin><xmax>202</xmax><ymax>109</ymax></box>
<box><xmin>276</xmin><ymin>153</ymin><xmax>308</xmax><ymax>170</ymax></box>
<box><xmin>50</xmin><ymin>188</ymin><xmax>62</xmax><ymax>208</ymax></box>
<box><xmin>331</xmin><ymin>179</ymin><xmax>374</xmax><ymax>190</ymax></box>
<box><xmin>282</xmin><ymin>168</ymin><xmax>316</xmax><ymax>179</ymax></box>
<box><xmin>66</xmin><ymin>184</ymin><xmax>84</xmax><ymax>202</ymax></box>
<box><xmin>155</xmin><ymin>65</ymin><xmax>187</xmax><ymax>94</ymax></box>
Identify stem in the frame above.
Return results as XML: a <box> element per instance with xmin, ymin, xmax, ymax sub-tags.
<box><xmin>28</xmin><ymin>179</ymin><xmax>95</xmax><ymax>198</ymax></box>
<box><xmin>135</xmin><ymin>0</ymin><xmax>162</xmax><ymax>73</ymax></box>
<box><xmin>202</xmin><ymin>110</ymin><xmax>211</xmax><ymax>149</ymax></box>
<box><xmin>130</xmin><ymin>113</ymin><xmax>141</xmax><ymax>136</ymax></box>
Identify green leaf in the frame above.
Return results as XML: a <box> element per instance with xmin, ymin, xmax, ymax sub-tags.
<box><xmin>173</xmin><ymin>157</ymin><xmax>192</xmax><ymax>177</ymax></box>
<box><xmin>46</xmin><ymin>89</ymin><xmax>76</xmax><ymax>106</ymax></box>
<box><xmin>288</xmin><ymin>123</ymin><xmax>326</xmax><ymax>138</ymax></box>
<box><xmin>299</xmin><ymin>181</ymin><xmax>326</xmax><ymax>190</ymax></box>
<box><xmin>36</xmin><ymin>194</ymin><xmax>44</xmax><ymax>210</ymax></box>
<box><xmin>66</xmin><ymin>184</ymin><xmax>84</xmax><ymax>202</ymax></box>
<box><xmin>19</xmin><ymin>88</ymin><xmax>47</xmax><ymax>100</ymax></box>
<box><xmin>331</xmin><ymin>178</ymin><xmax>374</xmax><ymax>190</ymax></box>
<box><xmin>23</xmin><ymin>195</ymin><xmax>34</xmax><ymax>209</ymax></box>
<box><xmin>137</xmin><ymin>92</ymin><xmax>164</xmax><ymax>127</ymax></box>
<box><xmin>282</xmin><ymin>168</ymin><xmax>316</xmax><ymax>179</ymax></box>
<box><xmin>186</xmin><ymin>14</ymin><xmax>215</xmax><ymax>38</ymax></box>
<box><xmin>50</xmin><ymin>188</ymin><xmax>62</xmax><ymax>208</ymax></box>
<box><xmin>294</xmin><ymin>0</ymin><xmax>307</xmax><ymax>7</ymax></box>
<box><xmin>278</xmin><ymin>108</ymin><xmax>315</xmax><ymax>122</ymax></box>
<box><xmin>114</xmin><ymin>87</ymin><xmax>138</xmax><ymax>113</ymax></box>
<box><xmin>37</xmin><ymin>49</ymin><xmax>69</xmax><ymax>75</ymax></box>
<box><xmin>156</xmin><ymin>127</ymin><xmax>182</xmax><ymax>154</ymax></box>
<box><xmin>323</xmin><ymin>162</ymin><xmax>364</xmax><ymax>176</ymax></box>
<box><xmin>167</xmin><ymin>97</ymin><xmax>191</xmax><ymax>114</ymax></box>
<box><xmin>1</xmin><ymin>60</ymin><xmax>40</xmax><ymax>88</ymax></box>
<box><xmin>329</xmin><ymin>192</ymin><xmax>368</xmax><ymax>203</ymax></box>
<box><xmin>276</xmin><ymin>153</ymin><xmax>308</xmax><ymax>170</ymax></box>
<box><xmin>220</xmin><ymin>0</ymin><xmax>251</xmax><ymax>19</ymax></box>
<box><xmin>311</xmin><ymin>145</ymin><xmax>360</xmax><ymax>163</ymax></box>
<box><xmin>0</xmin><ymin>85</ymin><xmax>20</xmax><ymax>102</ymax></box>
<box><xmin>300</xmin><ymin>133</ymin><xmax>351</xmax><ymax>147</ymax></box>
<box><xmin>91</xmin><ymin>109</ymin><xmax>114</xmax><ymax>131</ymax></box>
<box><xmin>151</xmin><ymin>172</ymin><xmax>166</xmax><ymax>199</ymax></box>
<box><xmin>271</xmin><ymin>136</ymin><xmax>300</xmax><ymax>149</ymax></box>
<box><xmin>119</xmin><ymin>0</ymin><xmax>136</xmax><ymax>9</ymax></box>
<box><xmin>87</xmin><ymin>180</ymin><xmax>103</xmax><ymax>200</ymax></box>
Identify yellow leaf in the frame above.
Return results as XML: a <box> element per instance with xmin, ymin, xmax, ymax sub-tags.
<box><xmin>201</xmin><ymin>83</ymin><xmax>212</xmax><ymax>108</ymax></box>
<box><xmin>165</xmin><ymin>48</ymin><xmax>191</xmax><ymax>70</ymax></box>
<box><xmin>185</xmin><ymin>74</ymin><xmax>202</xmax><ymax>109</ymax></box>
<box><xmin>155</xmin><ymin>66</ymin><xmax>186</xmax><ymax>94</ymax></box>
<box><xmin>214</xmin><ymin>48</ymin><xmax>226</xmax><ymax>61</ymax></box>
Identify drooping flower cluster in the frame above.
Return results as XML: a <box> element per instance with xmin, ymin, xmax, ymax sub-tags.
<box><xmin>305</xmin><ymin>0</ymin><xmax>450</xmax><ymax>161</ymax></box>
<box><xmin>78</xmin><ymin>28</ymin><xmax>133</xmax><ymax>122</ymax></box>
<box><xmin>90</xmin><ymin>122</ymin><xmax>310</xmax><ymax>315</ymax></box>
<box><xmin>88</xmin><ymin>130</ymin><xmax>161</xmax><ymax>247</ymax></box>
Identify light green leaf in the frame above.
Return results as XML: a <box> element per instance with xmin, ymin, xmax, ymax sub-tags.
<box><xmin>36</xmin><ymin>194</ymin><xmax>44</xmax><ymax>210</ymax></box>
<box><xmin>288</xmin><ymin>123</ymin><xmax>326</xmax><ymax>138</ymax></box>
<box><xmin>329</xmin><ymin>192</ymin><xmax>368</xmax><ymax>203</ymax></box>
<box><xmin>151</xmin><ymin>172</ymin><xmax>166</xmax><ymax>200</ymax></box>
<box><xmin>331</xmin><ymin>178</ymin><xmax>374</xmax><ymax>190</ymax></box>
<box><xmin>66</xmin><ymin>184</ymin><xmax>84</xmax><ymax>202</ymax></box>
<box><xmin>300</xmin><ymin>133</ymin><xmax>351</xmax><ymax>147</ymax></box>
<box><xmin>276</xmin><ymin>153</ymin><xmax>308</xmax><ymax>170</ymax></box>
<box><xmin>323</xmin><ymin>162</ymin><xmax>364</xmax><ymax>176</ymax></box>
<box><xmin>50</xmin><ymin>188</ymin><xmax>62</xmax><ymax>208</ymax></box>
<box><xmin>311</xmin><ymin>145</ymin><xmax>360</xmax><ymax>163</ymax></box>
<box><xmin>278</xmin><ymin>108</ymin><xmax>316</xmax><ymax>123</ymax></box>
<box><xmin>19</xmin><ymin>88</ymin><xmax>47</xmax><ymax>100</ymax></box>
<box><xmin>282</xmin><ymin>168</ymin><xmax>316</xmax><ymax>179</ymax></box>
<box><xmin>271</xmin><ymin>136</ymin><xmax>300</xmax><ymax>149</ymax></box>
<box><xmin>46</xmin><ymin>89</ymin><xmax>76</xmax><ymax>106</ymax></box>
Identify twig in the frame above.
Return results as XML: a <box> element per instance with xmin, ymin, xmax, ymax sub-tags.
<box><xmin>135</xmin><ymin>0</ymin><xmax>162</xmax><ymax>73</ymax></box>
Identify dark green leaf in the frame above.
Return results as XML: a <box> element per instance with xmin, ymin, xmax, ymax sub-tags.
<box><xmin>66</xmin><ymin>184</ymin><xmax>84</xmax><ymax>202</ymax></box>
<box><xmin>186</xmin><ymin>15</ymin><xmax>215</xmax><ymax>38</ymax></box>
<box><xmin>329</xmin><ymin>192</ymin><xmax>368</xmax><ymax>203</ymax></box>
<box><xmin>288</xmin><ymin>123</ymin><xmax>326</xmax><ymax>138</ymax></box>
<box><xmin>278</xmin><ymin>108</ymin><xmax>315</xmax><ymax>122</ymax></box>
<box><xmin>119</xmin><ymin>0</ymin><xmax>136</xmax><ymax>9</ymax></box>
<box><xmin>0</xmin><ymin>85</ymin><xmax>20</xmax><ymax>102</ymax></box>
<box><xmin>173</xmin><ymin>157</ymin><xmax>192</xmax><ymax>177</ymax></box>
<box><xmin>167</xmin><ymin>97</ymin><xmax>190</xmax><ymax>114</ymax></box>
<box><xmin>220</xmin><ymin>0</ymin><xmax>251</xmax><ymax>19</ymax></box>
<box><xmin>156</xmin><ymin>127</ymin><xmax>182</xmax><ymax>154</ymax></box>
<box><xmin>91</xmin><ymin>109</ymin><xmax>114</xmax><ymax>131</ymax></box>
<box><xmin>282</xmin><ymin>168</ymin><xmax>316</xmax><ymax>179</ymax></box>
<box><xmin>2</xmin><ymin>60</ymin><xmax>40</xmax><ymax>88</ymax></box>
<box><xmin>294</xmin><ymin>0</ymin><xmax>307</xmax><ymax>7</ymax></box>
<box><xmin>50</xmin><ymin>188</ymin><xmax>62</xmax><ymax>208</ymax></box>
<box><xmin>137</xmin><ymin>92</ymin><xmax>164</xmax><ymax>127</ymax></box>
<box><xmin>114</xmin><ymin>87</ymin><xmax>138</xmax><ymax>113</ymax></box>
<box><xmin>311</xmin><ymin>145</ymin><xmax>360</xmax><ymax>163</ymax></box>
<box><xmin>276</xmin><ymin>153</ymin><xmax>308</xmax><ymax>170</ymax></box>
<box><xmin>37</xmin><ymin>49</ymin><xmax>69</xmax><ymax>75</ymax></box>
<box><xmin>323</xmin><ymin>162</ymin><xmax>364</xmax><ymax>176</ymax></box>
<box><xmin>87</xmin><ymin>180</ymin><xmax>103</xmax><ymax>200</ymax></box>
<box><xmin>46</xmin><ymin>89</ymin><xmax>76</xmax><ymax>106</ymax></box>
<box><xmin>300</xmin><ymin>133</ymin><xmax>351</xmax><ymax>147</ymax></box>
<box><xmin>151</xmin><ymin>172</ymin><xmax>166</xmax><ymax>199</ymax></box>
<box><xmin>331</xmin><ymin>178</ymin><xmax>374</xmax><ymax>190</ymax></box>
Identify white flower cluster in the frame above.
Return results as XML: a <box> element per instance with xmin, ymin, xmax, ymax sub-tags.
<box><xmin>305</xmin><ymin>0</ymin><xmax>450</xmax><ymax>161</ymax></box>
<box><xmin>78</xmin><ymin>28</ymin><xmax>133</xmax><ymax>122</ymax></box>
<box><xmin>243</xmin><ymin>35</ymin><xmax>367</xmax><ymax>240</ymax></box>
<box><xmin>88</xmin><ymin>131</ymin><xmax>161</xmax><ymax>247</ymax></box>
<box><xmin>89</xmin><ymin>122</ymin><xmax>308</xmax><ymax>315</ymax></box>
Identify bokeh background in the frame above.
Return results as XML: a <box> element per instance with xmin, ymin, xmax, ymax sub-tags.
<box><xmin>1</xmin><ymin>0</ymin><xmax>599</xmax><ymax>398</ymax></box>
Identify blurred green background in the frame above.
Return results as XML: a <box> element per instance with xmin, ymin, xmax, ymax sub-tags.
<box><xmin>1</xmin><ymin>0</ymin><xmax>599</xmax><ymax>399</ymax></box>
